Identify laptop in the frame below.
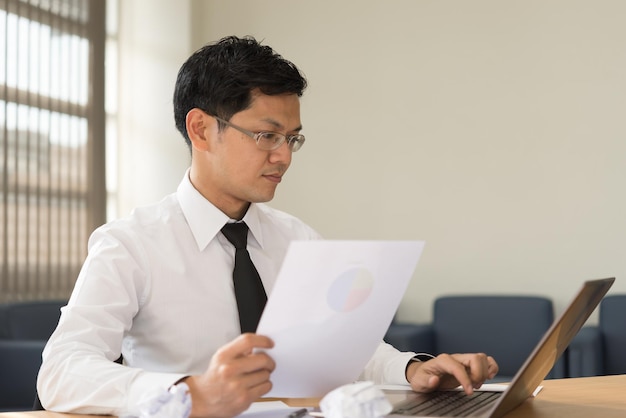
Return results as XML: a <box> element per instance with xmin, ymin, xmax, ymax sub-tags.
<box><xmin>385</xmin><ymin>277</ymin><xmax>615</xmax><ymax>417</ymax></box>
<box><xmin>256</xmin><ymin>240</ymin><xmax>426</xmax><ymax>398</ymax></box>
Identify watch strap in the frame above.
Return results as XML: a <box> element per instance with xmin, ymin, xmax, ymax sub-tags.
<box><xmin>410</xmin><ymin>353</ymin><xmax>436</xmax><ymax>363</ymax></box>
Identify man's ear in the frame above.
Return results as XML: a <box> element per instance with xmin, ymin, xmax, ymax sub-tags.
<box><xmin>186</xmin><ymin>108</ymin><xmax>216</xmax><ymax>152</ymax></box>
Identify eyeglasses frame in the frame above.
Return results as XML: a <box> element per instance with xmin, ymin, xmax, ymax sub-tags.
<box><xmin>212</xmin><ymin>115</ymin><xmax>305</xmax><ymax>152</ymax></box>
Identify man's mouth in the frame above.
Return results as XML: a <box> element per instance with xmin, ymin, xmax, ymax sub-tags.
<box><xmin>263</xmin><ymin>173</ymin><xmax>283</xmax><ymax>183</ymax></box>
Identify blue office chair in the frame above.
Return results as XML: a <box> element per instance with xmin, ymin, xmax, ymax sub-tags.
<box><xmin>567</xmin><ymin>294</ymin><xmax>626</xmax><ymax>376</ymax></box>
<box><xmin>0</xmin><ymin>300</ymin><xmax>66</xmax><ymax>411</ymax></box>
<box><xmin>385</xmin><ymin>295</ymin><xmax>566</xmax><ymax>382</ymax></box>
<box><xmin>0</xmin><ymin>340</ymin><xmax>48</xmax><ymax>411</ymax></box>
<box><xmin>0</xmin><ymin>300</ymin><xmax>66</xmax><ymax>340</ymax></box>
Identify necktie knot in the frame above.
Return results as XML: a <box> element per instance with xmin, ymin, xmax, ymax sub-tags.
<box><xmin>221</xmin><ymin>222</ymin><xmax>248</xmax><ymax>250</ymax></box>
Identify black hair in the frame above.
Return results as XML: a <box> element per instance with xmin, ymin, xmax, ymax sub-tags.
<box><xmin>173</xmin><ymin>35</ymin><xmax>307</xmax><ymax>148</ymax></box>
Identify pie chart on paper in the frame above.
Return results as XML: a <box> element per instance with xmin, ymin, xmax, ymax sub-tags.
<box><xmin>326</xmin><ymin>267</ymin><xmax>374</xmax><ymax>312</ymax></box>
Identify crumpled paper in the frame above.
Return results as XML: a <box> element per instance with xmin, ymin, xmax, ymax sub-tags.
<box><xmin>320</xmin><ymin>381</ymin><xmax>392</xmax><ymax>418</ymax></box>
<box><xmin>121</xmin><ymin>382</ymin><xmax>192</xmax><ymax>418</ymax></box>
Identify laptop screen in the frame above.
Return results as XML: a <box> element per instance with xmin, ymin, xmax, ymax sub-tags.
<box><xmin>490</xmin><ymin>277</ymin><xmax>614</xmax><ymax>418</ymax></box>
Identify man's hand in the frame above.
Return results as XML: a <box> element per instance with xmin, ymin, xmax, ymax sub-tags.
<box><xmin>406</xmin><ymin>353</ymin><xmax>498</xmax><ymax>395</ymax></box>
<box><xmin>182</xmin><ymin>333</ymin><xmax>275</xmax><ymax>418</ymax></box>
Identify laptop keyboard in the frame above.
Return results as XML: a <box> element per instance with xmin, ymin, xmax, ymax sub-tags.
<box><xmin>391</xmin><ymin>390</ymin><xmax>501</xmax><ymax>417</ymax></box>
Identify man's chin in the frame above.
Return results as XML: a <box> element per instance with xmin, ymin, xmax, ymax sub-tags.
<box><xmin>249</xmin><ymin>190</ymin><xmax>276</xmax><ymax>204</ymax></box>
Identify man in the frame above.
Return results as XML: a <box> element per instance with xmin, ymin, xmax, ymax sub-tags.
<box><xmin>38</xmin><ymin>36</ymin><xmax>497</xmax><ymax>418</ymax></box>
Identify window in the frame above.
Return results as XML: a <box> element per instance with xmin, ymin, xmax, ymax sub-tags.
<box><xmin>0</xmin><ymin>0</ymin><xmax>105</xmax><ymax>301</ymax></box>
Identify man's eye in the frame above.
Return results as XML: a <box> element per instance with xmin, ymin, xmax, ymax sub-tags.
<box><xmin>259</xmin><ymin>132</ymin><xmax>282</xmax><ymax>143</ymax></box>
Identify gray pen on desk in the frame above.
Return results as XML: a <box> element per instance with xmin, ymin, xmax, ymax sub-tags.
<box><xmin>286</xmin><ymin>408</ymin><xmax>308</xmax><ymax>418</ymax></box>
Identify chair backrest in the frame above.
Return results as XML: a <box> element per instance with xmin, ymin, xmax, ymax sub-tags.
<box><xmin>1</xmin><ymin>300</ymin><xmax>66</xmax><ymax>340</ymax></box>
<box><xmin>0</xmin><ymin>300</ymin><xmax>66</xmax><ymax>410</ymax></box>
<box><xmin>599</xmin><ymin>294</ymin><xmax>626</xmax><ymax>375</ymax></box>
<box><xmin>0</xmin><ymin>339</ymin><xmax>48</xmax><ymax>411</ymax></box>
<box><xmin>433</xmin><ymin>296</ymin><xmax>554</xmax><ymax>379</ymax></box>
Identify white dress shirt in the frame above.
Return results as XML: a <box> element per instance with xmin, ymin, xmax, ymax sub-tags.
<box><xmin>37</xmin><ymin>171</ymin><xmax>416</xmax><ymax>416</ymax></box>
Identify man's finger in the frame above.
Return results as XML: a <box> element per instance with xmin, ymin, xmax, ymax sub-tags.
<box><xmin>410</xmin><ymin>354</ymin><xmax>474</xmax><ymax>394</ymax></box>
<box><xmin>237</xmin><ymin>350</ymin><xmax>276</xmax><ymax>375</ymax></box>
<box><xmin>215</xmin><ymin>333</ymin><xmax>274</xmax><ymax>361</ymax></box>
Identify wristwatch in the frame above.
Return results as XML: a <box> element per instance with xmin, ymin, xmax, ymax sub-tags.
<box><xmin>404</xmin><ymin>353</ymin><xmax>435</xmax><ymax>374</ymax></box>
<box><xmin>410</xmin><ymin>353</ymin><xmax>436</xmax><ymax>363</ymax></box>
<box><xmin>406</xmin><ymin>352</ymin><xmax>435</xmax><ymax>379</ymax></box>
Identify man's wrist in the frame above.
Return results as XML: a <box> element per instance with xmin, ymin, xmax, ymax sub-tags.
<box><xmin>172</xmin><ymin>375</ymin><xmax>190</xmax><ymax>387</ymax></box>
<box><xmin>178</xmin><ymin>376</ymin><xmax>204</xmax><ymax>418</ymax></box>
<box><xmin>405</xmin><ymin>353</ymin><xmax>436</xmax><ymax>382</ymax></box>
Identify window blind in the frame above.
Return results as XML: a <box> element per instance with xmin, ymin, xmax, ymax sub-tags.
<box><xmin>0</xmin><ymin>0</ymin><xmax>105</xmax><ymax>301</ymax></box>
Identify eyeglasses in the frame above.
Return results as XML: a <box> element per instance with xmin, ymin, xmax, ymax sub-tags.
<box><xmin>213</xmin><ymin>116</ymin><xmax>305</xmax><ymax>152</ymax></box>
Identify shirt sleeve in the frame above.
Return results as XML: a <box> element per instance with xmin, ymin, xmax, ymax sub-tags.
<box><xmin>358</xmin><ymin>341</ymin><xmax>417</xmax><ymax>385</ymax></box>
<box><xmin>37</xmin><ymin>225</ymin><xmax>185</xmax><ymax>416</ymax></box>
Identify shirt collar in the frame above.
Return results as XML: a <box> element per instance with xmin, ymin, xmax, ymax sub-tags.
<box><xmin>177</xmin><ymin>169</ymin><xmax>265</xmax><ymax>251</ymax></box>
<box><xmin>241</xmin><ymin>204</ymin><xmax>264</xmax><ymax>249</ymax></box>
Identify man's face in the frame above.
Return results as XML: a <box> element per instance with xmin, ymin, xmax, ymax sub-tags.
<box><xmin>195</xmin><ymin>92</ymin><xmax>302</xmax><ymax>218</ymax></box>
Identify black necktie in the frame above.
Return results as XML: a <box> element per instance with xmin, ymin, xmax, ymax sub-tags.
<box><xmin>221</xmin><ymin>222</ymin><xmax>267</xmax><ymax>333</ymax></box>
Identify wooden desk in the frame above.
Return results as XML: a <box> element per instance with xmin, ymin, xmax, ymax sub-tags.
<box><xmin>1</xmin><ymin>375</ymin><xmax>625</xmax><ymax>417</ymax></box>
<box><xmin>502</xmin><ymin>374</ymin><xmax>626</xmax><ymax>418</ymax></box>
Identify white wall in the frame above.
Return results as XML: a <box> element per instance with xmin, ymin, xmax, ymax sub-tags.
<box><xmin>116</xmin><ymin>0</ymin><xmax>191</xmax><ymax>217</ymax></box>
<box><xmin>118</xmin><ymin>0</ymin><xmax>626</xmax><ymax>324</ymax></box>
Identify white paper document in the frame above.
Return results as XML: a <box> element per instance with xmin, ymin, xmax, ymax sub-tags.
<box><xmin>236</xmin><ymin>401</ymin><xmax>307</xmax><ymax>417</ymax></box>
<box><xmin>256</xmin><ymin>240</ymin><xmax>425</xmax><ymax>398</ymax></box>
